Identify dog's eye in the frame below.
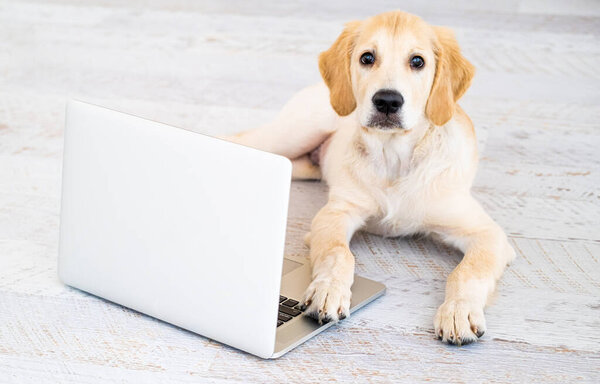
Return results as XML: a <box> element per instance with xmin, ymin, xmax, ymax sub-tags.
<box><xmin>410</xmin><ymin>55</ymin><xmax>425</xmax><ymax>69</ymax></box>
<box><xmin>360</xmin><ymin>52</ymin><xmax>375</xmax><ymax>65</ymax></box>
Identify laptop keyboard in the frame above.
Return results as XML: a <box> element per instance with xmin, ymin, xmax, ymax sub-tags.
<box><xmin>277</xmin><ymin>295</ymin><xmax>304</xmax><ymax>327</ymax></box>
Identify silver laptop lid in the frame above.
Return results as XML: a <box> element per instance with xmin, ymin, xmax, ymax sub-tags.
<box><xmin>59</xmin><ymin>100</ymin><xmax>291</xmax><ymax>358</ymax></box>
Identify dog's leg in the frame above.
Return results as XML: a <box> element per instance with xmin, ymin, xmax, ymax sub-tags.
<box><xmin>301</xmin><ymin>199</ymin><xmax>370</xmax><ymax>323</ymax></box>
<box><xmin>429</xmin><ymin>196</ymin><xmax>515</xmax><ymax>345</ymax></box>
<box><xmin>223</xmin><ymin>83</ymin><xmax>337</xmax><ymax>161</ymax></box>
<box><xmin>291</xmin><ymin>154</ymin><xmax>322</xmax><ymax>180</ymax></box>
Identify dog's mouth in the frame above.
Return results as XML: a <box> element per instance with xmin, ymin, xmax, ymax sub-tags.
<box><xmin>365</xmin><ymin>114</ymin><xmax>404</xmax><ymax>130</ymax></box>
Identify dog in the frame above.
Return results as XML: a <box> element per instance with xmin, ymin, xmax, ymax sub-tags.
<box><xmin>227</xmin><ymin>10</ymin><xmax>515</xmax><ymax>345</ymax></box>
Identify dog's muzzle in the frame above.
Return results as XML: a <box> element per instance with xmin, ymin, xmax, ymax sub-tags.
<box><xmin>372</xmin><ymin>89</ymin><xmax>404</xmax><ymax>114</ymax></box>
<box><xmin>367</xmin><ymin>89</ymin><xmax>404</xmax><ymax>129</ymax></box>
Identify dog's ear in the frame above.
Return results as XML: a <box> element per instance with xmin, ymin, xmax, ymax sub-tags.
<box><xmin>319</xmin><ymin>21</ymin><xmax>361</xmax><ymax>116</ymax></box>
<box><xmin>426</xmin><ymin>27</ymin><xmax>475</xmax><ymax>126</ymax></box>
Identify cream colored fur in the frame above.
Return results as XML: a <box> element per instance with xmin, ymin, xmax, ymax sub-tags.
<box><xmin>227</xmin><ymin>10</ymin><xmax>515</xmax><ymax>346</ymax></box>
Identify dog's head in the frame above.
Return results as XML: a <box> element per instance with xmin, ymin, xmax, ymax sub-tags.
<box><xmin>319</xmin><ymin>11</ymin><xmax>474</xmax><ymax>131</ymax></box>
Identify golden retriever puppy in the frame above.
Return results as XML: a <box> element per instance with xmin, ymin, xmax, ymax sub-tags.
<box><xmin>228</xmin><ymin>10</ymin><xmax>515</xmax><ymax>345</ymax></box>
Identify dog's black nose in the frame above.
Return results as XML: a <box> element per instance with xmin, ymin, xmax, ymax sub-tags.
<box><xmin>372</xmin><ymin>90</ymin><xmax>404</xmax><ymax>115</ymax></box>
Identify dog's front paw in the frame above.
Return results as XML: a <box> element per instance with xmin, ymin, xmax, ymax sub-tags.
<box><xmin>434</xmin><ymin>298</ymin><xmax>486</xmax><ymax>346</ymax></box>
<box><xmin>301</xmin><ymin>273</ymin><xmax>352</xmax><ymax>324</ymax></box>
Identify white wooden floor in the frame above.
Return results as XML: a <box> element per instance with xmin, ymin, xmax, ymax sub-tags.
<box><xmin>1</xmin><ymin>0</ymin><xmax>599</xmax><ymax>382</ymax></box>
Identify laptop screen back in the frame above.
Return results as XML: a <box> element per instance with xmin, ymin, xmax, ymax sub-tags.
<box><xmin>59</xmin><ymin>101</ymin><xmax>291</xmax><ymax>358</ymax></box>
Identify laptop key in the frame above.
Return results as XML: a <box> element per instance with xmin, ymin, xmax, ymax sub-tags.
<box><xmin>278</xmin><ymin>313</ymin><xmax>292</xmax><ymax>322</ymax></box>
<box><xmin>279</xmin><ymin>305</ymin><xmax>302</xmax><ymax>317</ymax></box>
<box><xmin>277</xmin><ymin>320</ymin><xmax>283</xmax><ymax>327</ymax></box>
<box><xmin>279</xmin><ymin>295</ymin><xmax>287</xmax><ymax>303</ymax></box>
<box><xmin>282</xmin><ymin>299</ymin><xmax>299</xmax><ymax>308</ymax></box>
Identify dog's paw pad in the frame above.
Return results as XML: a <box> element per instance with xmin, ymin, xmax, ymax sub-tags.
<box><xmin>302</xmin><ymin>276</ymin><xmax>351</xmax><ymax>324</ymax></box>
<box><xmin>434</xmin><ymin>299</ymin><xmax>486</xmax><ymax>346</ymax></box>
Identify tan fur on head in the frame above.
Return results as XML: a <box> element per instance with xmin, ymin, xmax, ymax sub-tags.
<box><xmin>320</xmin><ymin>13</ymin><xmax>474</xmax><ymax>128</ymax></box>
<box><xmin>426</xmin><ymin>27</ymin><xmax>475</xmax><ymax>126</ymax></box>
<box><xmin>318</xmin><ymin>21</ymin><xmax>362</xmax><ymax>116</ymax></box>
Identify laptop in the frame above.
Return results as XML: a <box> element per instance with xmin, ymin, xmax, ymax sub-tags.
<box><xmin>58</xmin><ymin>100</ymin><xmax>386</xmax><ymax>359</ymax></box>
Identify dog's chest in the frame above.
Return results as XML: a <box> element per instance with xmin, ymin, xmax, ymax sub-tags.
<box><xmin>360</xmin><ymin>139</ymin><xmax>429</xmax><ymax>237</ymax></box>
<box><xmin>363</xmin><ymin>175</ymin><xmax>428</xmax><ymax>237</ymax></box>
<box><xmin>367</xmin><ymin>134</ymin><xmax>414</xmax><ymax>178</ymax></box>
